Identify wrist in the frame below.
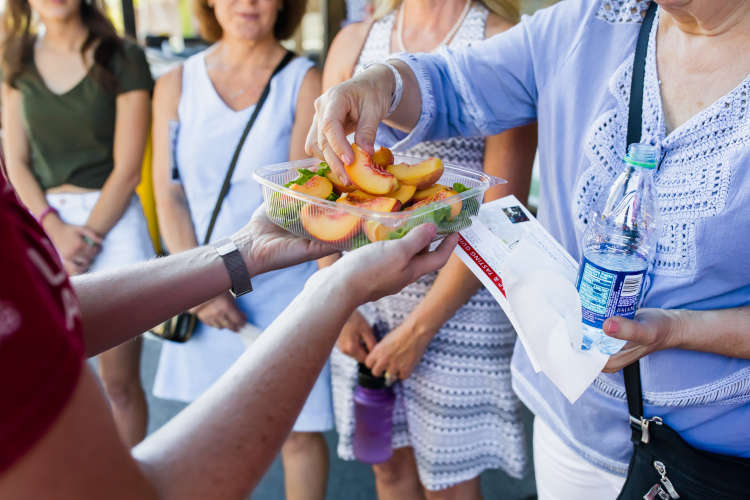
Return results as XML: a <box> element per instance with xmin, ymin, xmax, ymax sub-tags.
<box><xmin>402</xmin><ymin>313</ymin><xmax>438</xmax><ymax>341</ymax></box>
<box><xmin>667</xmin><ymin>309</ymin><xmax>692</xmax><ymax>350</ymax></box>
<box><xmin>232</xmin><ymin>229</ymin><xmax>258</xmax><ymax>278</ymax></box>
<box><xmin>41</xmin><ymin>212</ymin><xmax>65</xmax><ymax>234</ymax></box>
<box><xmin>307</xmin><ymin>266</ymin><xmax>362</xmax><ymax>312</ymax></box>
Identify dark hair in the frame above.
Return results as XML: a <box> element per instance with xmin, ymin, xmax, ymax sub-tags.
<box><xmin>1</xmin><ymin>0</ymin><xmax>124</xmax><ymax>92</ymax></box>
<box><xmin>194</xmin><ymin>0</ymin><xmax>306</xmax><ymax>43</ymax></box>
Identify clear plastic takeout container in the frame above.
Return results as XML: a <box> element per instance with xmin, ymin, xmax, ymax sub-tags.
<box><xmin>253</xmin><ymin>155</ymin><xmax>505</xmax><ymax>251</ymax></box>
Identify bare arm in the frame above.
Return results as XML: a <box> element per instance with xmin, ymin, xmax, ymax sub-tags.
<box><xmin>84</xmin><ymin>90</ymin><xmax>151</xmax><ymax>237</ymax></box>
<box><xmin>603</xmin><ymin>306</ymin><xmax>750</xmax><ymax>372</ymax></box>
<box><xmin>152</xmin><ymin>66</ymin><xmax>200</xmax><ymax>255</ymax></box>
<box><xmin>1</xmin><ymin>224</ymin><xmax>456</xmax><ymax>500</ymax></box>
<box><xmin>289</xmin><ymin>66</ymin><xmax>321</xmax><ymax>161</ymax></box>
<box><xmin>2</xmin><ymin>84</ymin><xmax>48</xmax><ymax>216</ymax></box>
<box><xmin>2</xmin><ymin>83</ymin><xmax>101</xmax><ymax>274</ymax></box>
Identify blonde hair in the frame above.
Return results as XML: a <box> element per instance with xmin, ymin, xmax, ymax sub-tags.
<box><xmin>373</xmin><ymin>0</ymin><xmax>520</xmax><ymax>24</ymax></box>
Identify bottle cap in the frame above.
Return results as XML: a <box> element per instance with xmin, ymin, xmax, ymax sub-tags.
<box><xmin>357</xmin><ymin>363</ymin><xmax>387</xmax><ymax>389</ymax></box>
<box><xmin>625</xmin><ymin>143</ymin><xmax>658</xmax><ymax>169</ymax></box>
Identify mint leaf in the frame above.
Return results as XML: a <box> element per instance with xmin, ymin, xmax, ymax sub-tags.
<box><xmin>284</xmin><ymin>166</ymin><xmax>331</xmax><ymax>188</ymax></box>
<box><xmin>452</xmin><ymin>182</ymin><xmax>471</xmax><ymax>193</ymax></box>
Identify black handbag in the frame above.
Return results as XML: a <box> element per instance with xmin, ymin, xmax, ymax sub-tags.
<box><xmin>151</xmin><ymin>50</ymin><xmax>295</xmax><ymax>343</ymax></box>
<box><xmin>616</xmin><ymin>4</ymin><xmax>750</xmax><ymax>498</ymax></box>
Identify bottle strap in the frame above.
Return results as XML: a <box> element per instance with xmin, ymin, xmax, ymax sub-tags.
<box><xmin>202</xmin><ymin>50</ymin><xmax>295</xmax><ymax>245</ymax></box>
<box><xmin>623</xmin><ymin>2</ymin><xmax>657</xmax><ymax>441</ymax></box>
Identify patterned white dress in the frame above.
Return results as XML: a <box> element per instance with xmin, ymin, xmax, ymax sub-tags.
<box><xmin>330</xmin><ymin>4</ymin><xmax>527</xmax><ymax>491</ymax></box>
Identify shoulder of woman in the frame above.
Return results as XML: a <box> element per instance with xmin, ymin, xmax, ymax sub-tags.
<box><xmin>322</xmin><ymin>20</ymin><xmax>372</xmax><ymax>90</ymax></box>
<box><xmin>109</xmin><ymin>38</ymin><xmax>154</xmax><ymax>93</ymax></box>
<box><xmin>485</xmin><ymin>12</ymin><xmax>515</xmax><ymax>38</ymax></box>
<box><xmin>153</xmin><ymin>65</ymin><xmax>182</xmax><ymax>110</ymax></box>
<box><xmin>297</xmin><ymin>64</ymin><xmax>321</xmax><ymax>101</ymax></box>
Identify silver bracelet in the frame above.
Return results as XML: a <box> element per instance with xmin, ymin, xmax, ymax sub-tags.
<box><xmin>365</xmin><ymin>62</ymin><xmax>403</xmax><ymax>117</ymax></box>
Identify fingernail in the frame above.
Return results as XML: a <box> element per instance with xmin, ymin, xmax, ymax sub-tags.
<box><xmin>604</xmin><ymin>318</ymin><xmax>619</xmax><ymax>334</ymax></box>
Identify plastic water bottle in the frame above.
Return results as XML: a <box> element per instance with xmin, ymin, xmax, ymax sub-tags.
<box><xmin>353</xmin><ymin>363</ymin><xmax>395</xmax><ymax>464</ymax></box>
<box><xmin>576</xmin><ymin>143</ymin><xmax>659</xmax><ymax>355</ymax></box>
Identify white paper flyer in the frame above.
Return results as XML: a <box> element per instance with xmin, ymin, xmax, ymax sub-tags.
<box><xmin>455</xmin><ymin>196</ymin><xmax>608</xmax><ymax>403</ymax></box>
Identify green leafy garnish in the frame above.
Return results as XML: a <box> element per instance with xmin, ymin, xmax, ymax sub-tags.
<box><xmin>452</xmin><ymin>182</ymin><xmax>471</xmax><ymax>193</ymax></box>
<box><xmin>284</xmin><ymin>163</ymin><xmax>332</xmax><ymax>187</ymax></box>
<box><xmin>326</xmin><ymin>191</ymin><xmax>340</xmax><ymax>202</ymax></box>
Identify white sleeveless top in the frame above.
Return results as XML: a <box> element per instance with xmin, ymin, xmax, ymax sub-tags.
<box><xmin>176</xmin><ymin>51</ymin><xmax>314</xmax><ymax>244</ymax></box>
<box><xmin>154</xmin><ymin>52</ymin><xmax>330</xmax><ymax>415</ymax></box>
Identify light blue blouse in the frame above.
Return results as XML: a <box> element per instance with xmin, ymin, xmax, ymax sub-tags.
<box><xmin>379</xmin><ymin>0</ymin><xmax>750</xmax><ymax>474</ymax></box>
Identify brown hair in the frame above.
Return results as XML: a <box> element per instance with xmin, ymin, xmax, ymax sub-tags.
<box><xmin>374</xmin><ymin>0</ymin><xmax>520</xmax><ymax>24</ymax></box>
<box><xmin>1</xmin><ymin>0</ymin><xmax>123</xmax><ymax>91</ymax></box>
<box><xmin>194</xmin><ymin>0</ymin><xmax>307</xmax><ymax>43</ymax></box>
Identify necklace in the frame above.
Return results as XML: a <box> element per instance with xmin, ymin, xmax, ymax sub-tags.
<box><xmin>396</xmin><ymin>0</ymin><xmax>472</xmax><ymax>53</ymax></box>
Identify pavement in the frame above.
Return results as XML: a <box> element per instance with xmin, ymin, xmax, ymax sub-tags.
<box><xmin>138</xmin><ymin>335</ymin><xmax>537</xmax><ymax>499</ymax></box>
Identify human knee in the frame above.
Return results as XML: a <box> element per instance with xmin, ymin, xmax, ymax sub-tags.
<box><xmin>283</xmin><ymin>432</ymin><xmax>325</xmax><ymax>456</ymax></box>
<box><xmin>100</xmin><ymin>377</ymin><xmax>144</xmax><ymax>409</ymax></box>
<box><xmin>372</xmin><ymin>454</ymin><xmax>414</xmax><ymax>486</ymax></box>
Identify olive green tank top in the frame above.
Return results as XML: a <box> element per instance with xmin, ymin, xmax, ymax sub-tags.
<box><xmin>12</xmin><ymin>40</ymin><xmax>154</xmax><ymax>190</ymax></box>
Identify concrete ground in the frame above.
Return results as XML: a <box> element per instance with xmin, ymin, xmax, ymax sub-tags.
<box><xmin>139</xmin><ymin>336</ymin><xmax>537</xmax><ymax>499</ymax></box>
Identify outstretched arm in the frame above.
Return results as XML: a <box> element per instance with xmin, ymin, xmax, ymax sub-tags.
<box><xmin>73</xmin><ymin>209</ymin><xmax>334</xmax><ymax>357</ymax></box>
<box><xmin>2</xmin><ymin>223</ymin><xmax>457</xmax><ymax>500</ymax></box>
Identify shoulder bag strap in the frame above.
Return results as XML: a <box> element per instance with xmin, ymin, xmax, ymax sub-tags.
<box><xmin>623</xmin><ymin>2</ymin><xmax>658</xmax><ymax>435</ymax></box>
<box><xmin>202</xmin><ymin>50</ymin><xmax>296</xmax><ymax>245</ymax></box>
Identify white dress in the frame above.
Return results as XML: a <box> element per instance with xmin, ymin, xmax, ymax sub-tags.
<box><xmin>330</xmin><ymin>5</ymin><xmax>528</xmax><ymax>491</ymax></box>
<box><xmin>153</xmin><ymin>51</ymin><xmax>334</xmax><ymax>433</ymax></box>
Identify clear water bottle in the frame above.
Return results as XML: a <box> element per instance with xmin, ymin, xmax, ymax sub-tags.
<box><xmin>353</xmin><ymin>363</ymin><xmax>395</xmax><ymax>464</ymax></box>
<box><xmin>576</xmin><ymin>143</ymin><xmax>659</xmax><ymax>355</ymax></box>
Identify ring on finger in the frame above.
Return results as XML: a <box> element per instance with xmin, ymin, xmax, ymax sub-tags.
<box><xmin>384</xmin><ymin>371</ymin><xmax>398</xmax><ymax>386</ymax></box>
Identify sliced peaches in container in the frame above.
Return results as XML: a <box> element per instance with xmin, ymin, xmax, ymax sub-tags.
<box><xmin>325</xmin><ymin>168</ymin><xmax>356</xmax><ymax>193</ymax></box>
<box><xmin>405</xmin><ymin>188</ymin><xmax>462</xmax><ymax>220</ymax></box>
<box><xmin>386</xmin><ymin>158</ymin><xmax>443</xmax><ymax>189</ymax></box>
<box><xmin>344</xmin><ymin>144</ymin><xmax>399</xmax><ymax>195</ymax></box>
<box><xmin>253</xmin><ymin>143</ymin><xmax>505</xmax><ymax>250</ymax></box>
<box><xmin>300</xmin><ymin>205</ymin><xmax>360</xmax><ymax>244</ymax></box>
<box><xmin>387</xmin><ymin>184</ymin><xmax>417</xmax><ymax>205</ymax></box>
<box><xmin>289</xmin><ymin>175</ymin><xmax>333</xmax><ymax>199</ymax></box>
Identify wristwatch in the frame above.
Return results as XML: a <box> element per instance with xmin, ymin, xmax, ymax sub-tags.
<box><xmin>213</xmin><ymin>237</ymin><xmax>253</xmax><ymax>297</ymax></box>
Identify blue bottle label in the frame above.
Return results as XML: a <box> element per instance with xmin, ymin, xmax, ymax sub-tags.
<box><xmin>576</xmin><ymin>257</ymin><xmax>646</xmax><ymax>328</ymax></box>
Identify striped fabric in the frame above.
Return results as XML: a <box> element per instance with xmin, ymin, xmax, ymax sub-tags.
<box><xmin>331</xmin><ymin>4</ymin><xmax>528</xmax><ymax>491</ymax></box>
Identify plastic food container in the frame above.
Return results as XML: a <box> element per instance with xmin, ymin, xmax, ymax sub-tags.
<box><xmin>253</xmin><ymin>155</ymin><xmax>505</xmax><ymax>251</ymax></box>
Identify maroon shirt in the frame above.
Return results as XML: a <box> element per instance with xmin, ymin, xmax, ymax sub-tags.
<box><xmin>0</xmin><ymin>172</ymin><xmax>84</xmax><ymax>473</ymax></box>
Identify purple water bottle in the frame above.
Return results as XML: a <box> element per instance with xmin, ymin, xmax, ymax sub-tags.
<box><xmin>353</xmin><ymin>363</ymin><xmax>395</xmax><ymax>464</ymax></box>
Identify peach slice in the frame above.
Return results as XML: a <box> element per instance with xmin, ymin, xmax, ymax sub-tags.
<box><xmin>405</xmin><ymin>189</ymin><xmax>462</xmax><ymax>220</ymax></box>
<box><xmin>325</xmin><ymin>168</ymin><xmax>356</xmax><ymax>193</ymax></box>
<box><xmin>289</xmin><ymin>175</ymin><xmax>333</xmax><ymax>199</ymax></box>
<box><xmin>364</xmin><ymin>220</ymin><xmax>394</xmax><ymax>242</ymax></box>
<box><xmin>386</xmin><ymin>158</ymin><xmax>444</xmax><ymax>189</ymax></box>
<box><xmin>412</xmin><ymin>184</ymin><xmax>449</xmax><ymax>202</ymax></box>
<box><xmin>372</xmin><ymin>147</ymin><xmax>394</xmax><ymax>169</ymax></box>
<box><xmin>387</xmin><ymin>184</ymin><xmax>417</xmax><ymax>205</ymax></box>
<box><xmin>300</xmin><ymin>205</ymin><xmax>360</xmax><ymax>243</ymax></box>
<box><xmin>339</xmin><ymin>194</ymin><xmax>401</xmax><ymax>212</ymax></box>
<box><xmin>345</xmin><ymin>196</ymin><xmax>403</xmax><ymax>243</ymax></box>
<box><xmin>345</xmin><ymin>144</ymin><xmax>399</xmax><ymax>195</ymax></box>
<box><xmin>337</xmin><ymin>190</ymin><xmax>376</xmax><ymax>205</ymax></box>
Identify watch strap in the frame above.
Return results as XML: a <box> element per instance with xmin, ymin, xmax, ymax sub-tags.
<box><xmin>213</xmin><ymin>238</ymin><xmax>253</xmax><ymax>297</ymax></box>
